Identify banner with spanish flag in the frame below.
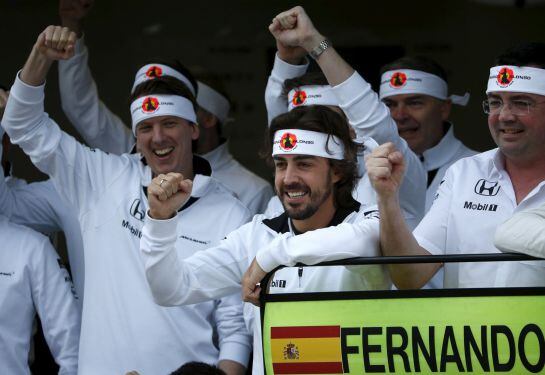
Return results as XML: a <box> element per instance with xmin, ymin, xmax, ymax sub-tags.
<box><xmin>262</xmin><ymin>289</ymin><xmax>545</xmax><ymax>374</ymax></box>
<box><xmin>271</xmin><ymin>325</ymin><xmax>343</xmax><ymax>374</ymax></box>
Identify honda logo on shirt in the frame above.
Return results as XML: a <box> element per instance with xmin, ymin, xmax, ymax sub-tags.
<box><xmin>474</xmin><ymin>179</ymin><xmax>500</xmax><ymax>196</ymax></box>
<box><xmin>130</xmin><ymin>199</ymin><xmax>145</xmax><ymax>221</ymax></box>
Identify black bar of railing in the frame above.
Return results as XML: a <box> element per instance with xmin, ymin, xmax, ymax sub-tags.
<box><xmin>292</xmin><ymin>252</ymin><xmax>543</xmax><ymax>267</ymax></box>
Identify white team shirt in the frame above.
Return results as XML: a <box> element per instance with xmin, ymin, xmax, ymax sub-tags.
<box><xmin>0</xmin><ymin>153</ymin><xmax>85</xmax><ymax>304</ymax></box>
<box><xmin>414</xmin><ymin>149</ymin><xmax>545</xmax><ymax>288</ymax></box>
<box><xmin>420</xmin><ymin>124</ymin><xmax>477</xmax><ymax>211</ymax></box>
<box><xmin>0</xmin><ymin>215</ymin><xmax>80</xmax><ymax>375</ymax></box>
<box><xmin>4</xmin><ymin>75</ymin><xmax>252</xmax><ymax>375</ymax></box>
<box><xmin>264</xmin><ymin>54</ymin><xmax>426</xmax><ymax>229</ymax></box>
<box><xmin>201</xmin><ymin>142</ymin><xmax>273</xmax><ymax>215</ymax></box>
<box><xmin>140</xmin><ymin>200</ymin><xmax>386</xmax><ymax>375</ymax></box>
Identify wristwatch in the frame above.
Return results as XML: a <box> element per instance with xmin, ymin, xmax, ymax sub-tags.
<box><xmin>309</xmin><ymin>39</ymin><xmax>331</xmax><ymax>60</ymax></box>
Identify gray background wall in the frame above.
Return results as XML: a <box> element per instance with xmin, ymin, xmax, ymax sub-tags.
<box><xmin>1</xmin><ymin>0</ymin><xmax>545</xmax><ymax>182</ymax></box>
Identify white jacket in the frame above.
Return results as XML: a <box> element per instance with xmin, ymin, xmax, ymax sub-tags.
<box><xmin>141</xmin><ymin>199</ymin><xmax>387</xmax><ymax>374</ymax></box>
<box><xmin>4</xmin><ymin>74</ymin><xmax>252</xmax><ymax>375</ymax></box>
<box><xmin>0</xmin><ymin>216</ymin><xmax>80</xmax><ymax>375</ymax></box>
<box><xmin>264</xmin><ymin>54</ymin><xmax>426</xmax><ymax>229</ymax></box>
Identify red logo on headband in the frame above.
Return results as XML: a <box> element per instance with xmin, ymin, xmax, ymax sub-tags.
<box><xmin>280</xmin><ymin>132</ymin><xmax>297</xmax><ymax>151</ymax></box>
<box><xmin>291</xmin><ymin>90</ymin><xmax>307</xmax><ymax>106</ymax></box>
<box><xmin>497</xmin><ymin>67</ymin><xmax>514</xmax><ymax>87</ymax></box>
<box><xmin>146</xmin><ymin>66</ymin><xmax>163</xmax><ymax>79</ymax></box>
<box><xmin>142</xmin><ymin>97</ymin><xmax>159</xmax><ymax>113</ymax></box>
<box><xmin>390</xmin><ymin>72</ymin><xmax>407</xmax><ymax>88</ymax></box>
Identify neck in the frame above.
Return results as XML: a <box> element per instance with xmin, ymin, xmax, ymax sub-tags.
<box><xmin>505</xmin><ymin>155</ymin><xmax>545</xmax><ymax>203</ymax></box>
<box><xmin>196</xmin><ymin>126</ymin><xmax>222</xmax><ymax>155</ymax></box>
<box><xmin>291</xmin><ymin>195</ymin><xmax>337</xmax><ymax>233</ymax></box>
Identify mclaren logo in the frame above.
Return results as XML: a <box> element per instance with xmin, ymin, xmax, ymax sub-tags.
<box><xmin>271</xmin><ymin>279</ymin><xmax>287</xmax><ymax>288</ymax></box>
<box><xmin>474</xmin><ymin>179</ymin><xmax>500</xmax><ymax>196</ymax></box>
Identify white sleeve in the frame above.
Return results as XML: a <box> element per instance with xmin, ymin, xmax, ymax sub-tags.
<box><xmin>265</xmin><ymin>53</ymin><xmax>309</xmax><ymax>125</ymax></box>
<box><xmin>214</xmin><ymin>293</ymin><xmax>252</xmax><ymax>366</ymax></box>
<box><xmin>331</xmin><ymin>72</ymin><xmax>426</xmax><ymax>228</ymax></box>
<box><xmin>4</xmin><ymin>73</ymin><xmax>131</xmax><ymax>213</ymax></box>
<box><xmin>413</xmin><ymin>167</ymin><xmax>456</xmax><ymax>255</ymax></box>
<box><xmin>256</xmin><ymin>209</ymin><xmax>380</xmax><ymax>272</ymax></box>
<box><xmin>30</xmin><ymin>236</ymin><xmax>80</xmax><ymax>375</ymax></box>
<box><xmin>58</xmin><ymin>37</ymin><xmax>134</xmax><ymax>155</ymax></box>
<box><xmin>494</xmin><ymin>203</ymin><xmax>545</xmax><ymax>258</ymax></box>
<box><xmin>141</xmin><ymin>214</ymin><xmax>252</xmax><ymax>306</ymax></box>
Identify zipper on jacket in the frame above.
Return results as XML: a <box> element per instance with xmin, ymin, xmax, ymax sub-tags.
<box><xmin>298</xmin><ymin>267</ymin><xmax>303</xmax><ymax>288</ymax></box>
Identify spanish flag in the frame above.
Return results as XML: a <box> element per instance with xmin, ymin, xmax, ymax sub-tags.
<box><xmin>271</xmin><ymin>325</ymin><xmax>343</xmax><ymax>374</ymax></box>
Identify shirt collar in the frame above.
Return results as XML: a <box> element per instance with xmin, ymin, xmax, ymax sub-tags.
<box><xmin>421</xmin><ymin>123</ymin><xmax>463</xmax><ymax>171</ymax></box>
<box><xmin>262</xmin><ymin>198</ymin><xmax>361</xmax><ymax>234</ymax></box>
<box><xmin>201</xmin><ymin>140</ymin><xmax>232</xmax><ymax>170</ymax></box>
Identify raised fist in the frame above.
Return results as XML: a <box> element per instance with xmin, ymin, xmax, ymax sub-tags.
<box><xmin>147</xmin><ymin>173</ymin><xmax>193</xmax><ymax>220</ymax></box>
<box><xmin>269</xmin><ymin>6</ymin><xmax>324</xmax><ymax>53</ymax></box>
<box><xmin>35</xmin><ymin>26</ymin><xmax>77</xmax><ymax>61</ymax></box>
<box><xmin>365</xmin><ymin>142</ymin><xmax>406</xmax><ymax>199</ymax></box>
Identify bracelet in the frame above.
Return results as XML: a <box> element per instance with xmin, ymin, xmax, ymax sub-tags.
<box><xmin>309</xmin><ymin>39</ymin><xmax>331</xmax><ymax>60</ymax></box>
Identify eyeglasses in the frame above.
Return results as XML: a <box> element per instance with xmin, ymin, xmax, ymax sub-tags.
<box><xmin>482</xmin><ymin>98</ymin><xmax>545</xmax><ymax>116</ymax></box>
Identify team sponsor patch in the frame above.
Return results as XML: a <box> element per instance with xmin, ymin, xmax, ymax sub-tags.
<box><xmin>474</xmin><ymin>179</ymin><xmax>500</xmax><ymax>197</ymax></box>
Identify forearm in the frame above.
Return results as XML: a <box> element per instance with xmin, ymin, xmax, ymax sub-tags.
<box><xmin>20</xmin><ymin>47</ymin><xmax>53</xmax><ymax>86</ymax></box>
<box><xmin>378</xmin><ymin>194</ymin><xmax>439</xmax><ymax>289</ymax></box>
<box><xmin>218</xmin><ymin>360</ymin><xmax>247</xmax><ymax>375</ymax></box>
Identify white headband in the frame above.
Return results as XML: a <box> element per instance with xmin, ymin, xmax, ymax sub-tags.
<box><xmin>196</xmin><ymin>81</ymin><xmax>231</xmax><ymax>124</ymax></box>
<box><xmin>380</xmin><ymin>69</ymin><xmax>470</xmax><ymax>106</ymax></box>
<box><xmin>287</xmin><ymin>85</ymin><xmax>339</xmax><ymax>111</ymax></box>
<box><xmin>272</xmin><ymin>129</ymin><xmax>344</xmax><ymax>160</ymax></box>
<box><xmin>130</xmin><ymin>94</ymin><xmax>197</xmax><ymax>135</ymax></box>
<box><xmin>486</xmin><ymin>65</ymin><xmax>545</xmax><ymax>96</ymax></box>
<box><xmin>132</xmin><ymin>64</ymin><xmax>196</xmax><ymax>96</ymax></box>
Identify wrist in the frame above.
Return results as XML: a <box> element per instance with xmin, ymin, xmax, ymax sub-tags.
<box><xmin>148</xmin><ymin>208</ymin><xmax>177</xmax><ymax>220</ymax></box>
<box><xmin>20</xmin><ymin>47</ymin><xmax>53</xmax><ymax>86</ymax></box>
<box><xmin>301</xmin><ymin>32</ymin><xmax>326</xmax><ymax>53</ymax></box>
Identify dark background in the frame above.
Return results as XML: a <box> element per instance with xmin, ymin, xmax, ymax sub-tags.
<box><xmin>2</xmin><ymin>0</ymin><xmax>545</xmax><ymax>183</ymax></box>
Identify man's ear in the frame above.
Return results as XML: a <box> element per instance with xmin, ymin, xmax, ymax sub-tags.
<box><xmin>198</xmin><ymin>109</ymin><xmax>219</xmax><ymax>129</ymax></box>
<box><xmin>440</xmin><ymin>99</ymin><xmax>452</xmax><ymax>121</ymax></box>
<box><xmin>331</xmin><ymin>163</ymin><xmax>342</xmax><ymax>184</ymax></box>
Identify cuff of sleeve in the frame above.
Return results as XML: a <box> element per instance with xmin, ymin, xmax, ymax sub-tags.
<box><xmin>255</xmin><ymin>236</ymin><xmax>290</xmax><ymax>272</ymax></box>
<box><xmin>74</xmin><ymin>35</ymin><xmax>86</xmax><ymax>55</ymax></box>
<box><xmin>414</xmin><ymin>235</ymin><xmax>444</xmax><ymax>256</ymax></box>
<box><xmin>143</xmin><ymin>211</ymin><xmax>178</xmax><ymax>245</ymax></box>
<box><xmin>218</xmin><ymin>342</ymin><xmax>251</xmax><ymax>367</ymax></box>
<box><xmin>331</xmin><ymin>71</ymin><xmax>372</xmax><ymax>105</ymax></box>
<box><xmin>12</xmin><ymin>71</ymin><xmax>46</xmax><ymax>103</ymax></box>
<box><xmin>271</xmin><ymin>53</ymin><xmax>309</xmax><ymax>81</ymax></box>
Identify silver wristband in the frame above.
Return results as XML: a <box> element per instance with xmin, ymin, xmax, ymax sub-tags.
<box><xmin>309</xmin><ymin>39</ymin><xmax>331</xmax><ymax>60</ymax></box>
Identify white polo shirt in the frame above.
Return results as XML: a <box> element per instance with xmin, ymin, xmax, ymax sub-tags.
<box><xmin>414</xmin><ymin>149</ymin><xmax>545</xmax><ymax>288</ymax></box>
<box><xmin>0</xmin><ymin>216</ymin><xmax>80</xmax><ymax>375</ymax></box>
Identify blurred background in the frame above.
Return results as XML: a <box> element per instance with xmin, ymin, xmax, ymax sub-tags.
<box><xmin>1</xmin><ymin>0</ymin><xmax>545</xmax><ymax>181</ymax></box>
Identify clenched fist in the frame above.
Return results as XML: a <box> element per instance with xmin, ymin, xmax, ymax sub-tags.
<box><xmin>147</xmin><ymin>173</ymin><xmax>192</xmax><ymax>220</ymax></box>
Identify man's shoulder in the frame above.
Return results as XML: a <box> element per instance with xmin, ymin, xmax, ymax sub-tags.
<box><xmin>447</xmin><ymin>149</ymin><xmax>497</xmax><ymax>176</ymax></box>
<box><xmin>216</xmin><ymin>158</ymin><xmax>272</xmax><ymax>192</ymax></box>
<box><xmin>193</xmin><ymin>175</ymin><xmax>251</xmax><ymax>217</ymax></box>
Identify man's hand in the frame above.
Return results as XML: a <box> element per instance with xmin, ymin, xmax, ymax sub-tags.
<box><xmin>241</xmin><ymin>258</ymin><xmax>266</xmax><ymax>306</ymax></box>
<box><xmin>365</xmin><ymin>142</ymin><xmax>405</xmax><ymax>200</ymax></box>
<box><xmin>269</xmin><ymin>6</ymin><xmax>325</xmax><ymax>54</ymax></box>
<box><xmin>20</xmin><ymin>26</ymin><xmax>77</xmax><ymax>86</ymax></box>
<box><xmin>59</xmin><ymin>0</ymin><xmax>94</xmax><ymax>36</ymax></box>
<box><xmin>147</xmin><ymin>172</ymin><xmax>192</xmax><ymax>220</ymax></box>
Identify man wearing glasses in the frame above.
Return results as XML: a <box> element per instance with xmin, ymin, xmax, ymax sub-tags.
<box><xmin>365</xmin><ymin>42</ymin><xmax>545</xmax><ymax>289</ymax></box>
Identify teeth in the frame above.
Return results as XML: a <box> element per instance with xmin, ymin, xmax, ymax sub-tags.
<box><xmin>154</xmin><ymin>147</ymin><xmax>173</xmax><ymax>156</ymax></box>
<box><xmin>502</xmin><ymin>129</ymin><xmax>521</xmax><ymax>134</ymax></box>
<box><xmin>287</xmin><ymin>192</ymin><xmax>306</xmax><ymax>198</ymax></box>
